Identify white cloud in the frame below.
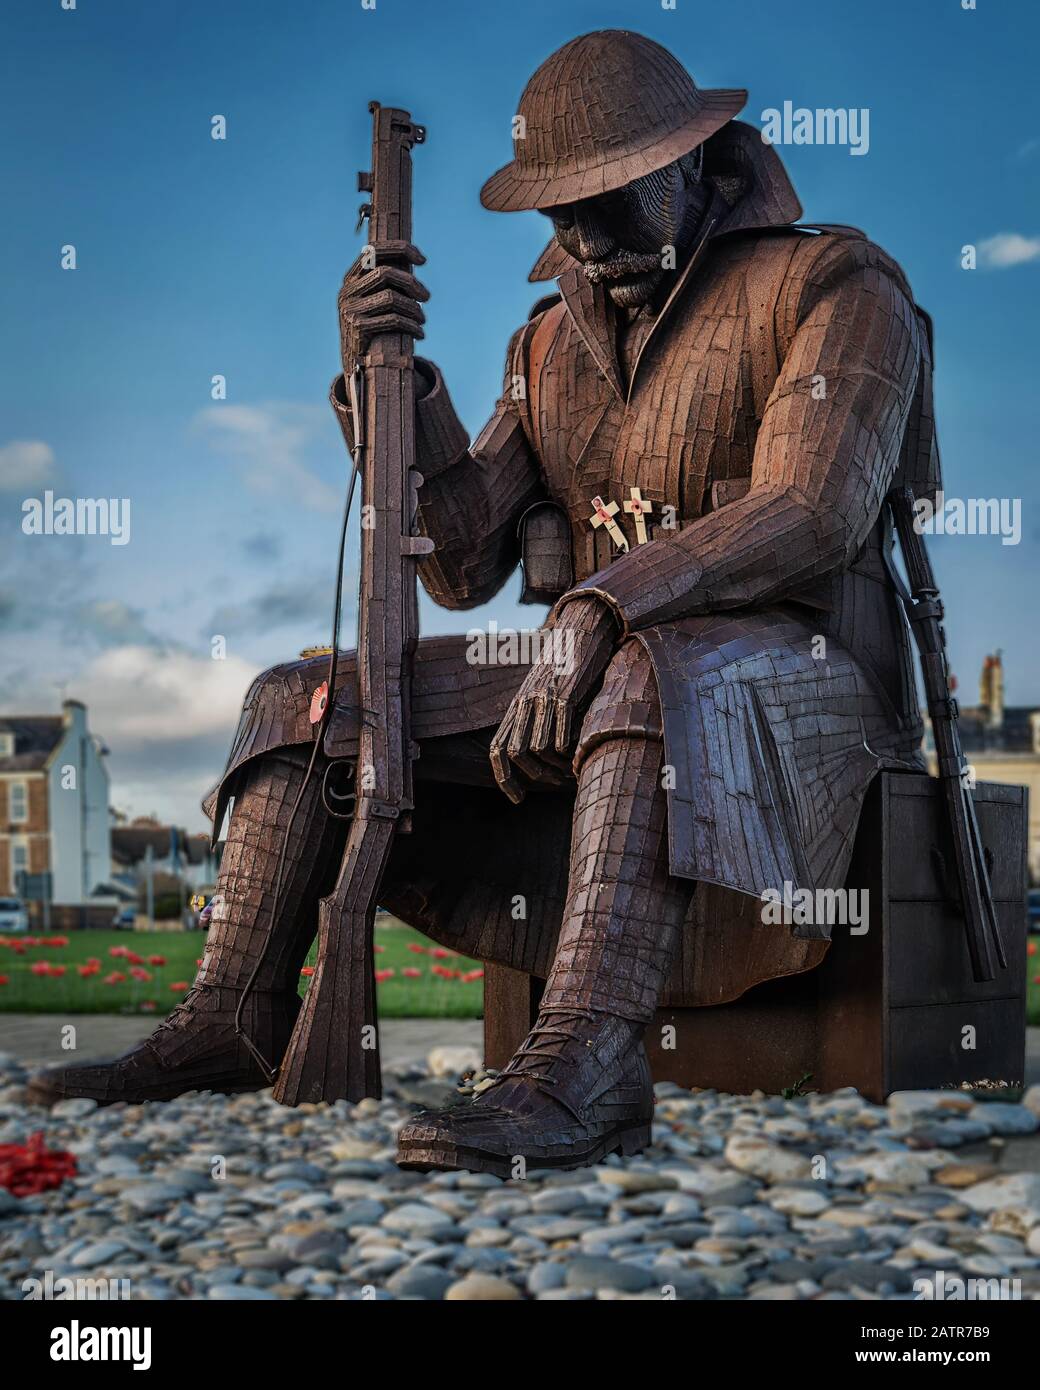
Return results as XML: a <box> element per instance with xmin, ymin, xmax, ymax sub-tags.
<box><xmin>0</xmin><ymin>439</ymin><xmax>57</xmax><ymax>492</ymax></box>
<box><xmin>977</xmin><ymin>233</ymin><xmax>1040</xmax><ymax>269</ymax></box>
<box><xmin>71</xmin><ymin>599</ymin><xmax>160</xmax><ymax>648</ymax></box>
<box><xmin>71</xmin><ymin>644</ymin><xmax>257</xmax><ymax>747</ymax></box>
<box><xmin>195</xmin><ymin>402</ymin><xmax>340</xmax><ymax>513</ymax></box>
<box><xmin>108</xmin><ymin>766</ymin><xmax>228</xmax><ymax>832</ymax></box>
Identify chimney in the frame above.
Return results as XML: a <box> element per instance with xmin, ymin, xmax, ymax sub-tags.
<box><xmin>62</xmin><ymin>698</ymin><xmax>87</xmax><ymax>734</ymax></box>
<box><xmin>990</xmin><ymin>651</ymin><xmax>1005</xmax><ymax>729</ymax></box>
<box><xmin>979</xmin><ymin>654</ymin><xmax>1004</xmax><ymax>731</ymax></box>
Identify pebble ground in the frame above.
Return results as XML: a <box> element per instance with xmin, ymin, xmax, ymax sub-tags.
<box><xmin>2</xmin><ymin>1051</ymin><xmax>1039</xmax><ymax>1301</ymax></box>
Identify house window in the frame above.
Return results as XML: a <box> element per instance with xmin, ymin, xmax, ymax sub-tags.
<box><xmin>10</xmin><ymin>840</ymin><xmax>28</xmax><ymax>890</ymax></box>
<box><xmin>8</xmin><ymin>781</ymin><xmax>28</xmax><ymax>824</ymax></box>
<box><xmin>0</xmin><ymin>734</ymin><xmax>13</xmax><ymax>757</ymax></box>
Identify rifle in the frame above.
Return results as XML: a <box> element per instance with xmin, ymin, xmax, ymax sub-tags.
<box><xmin>885</xmin><ymin>485</ymin><xmax>1006</xmax><ymax>984</ymax></box>
<box><xmin>272</xmin><ymin>103</ymin><xmax>430</xmax><ymax>1105</ymax></box>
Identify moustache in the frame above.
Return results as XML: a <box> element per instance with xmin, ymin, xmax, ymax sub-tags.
<box><xmin>582</xmin><ymin>250</ymin><xmax>661</xmax><ymax>284</ymax></box>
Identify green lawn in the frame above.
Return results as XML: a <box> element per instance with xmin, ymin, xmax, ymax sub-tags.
<box><xmin>3</xmin><ymin>923</ymin><xmax>1037</xmax><ymax>1027</ymax></box>
<box><xmin>0</xmin><ymin>917</ymin><xmax>483</xmax><ymax>1019</ymax></box>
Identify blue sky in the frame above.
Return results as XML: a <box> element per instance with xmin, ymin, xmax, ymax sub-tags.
<box><xmin>1</xmin><ymin>0</ymin><xmax>1037</xmax><ymax>829</ymax></box>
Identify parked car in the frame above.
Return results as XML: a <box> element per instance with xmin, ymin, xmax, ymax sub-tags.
<box><xmin>0</xmin><ymin>897</ymin><xmax>29</xmax><ymax>933</ymax></box>
<box><xmin>1028</xmin><ymin>888</ymin><xmax>1040</xmax><ymax>935</ymax></box>
<box><xmin>111</xmin><ymin>907</ymin><xmax>137</xmax><ymax>931</ymax></box>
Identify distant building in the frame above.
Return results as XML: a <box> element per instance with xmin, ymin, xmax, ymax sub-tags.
<box><xmin>924</xmin><ymin>653</ymin><xmax>1040</xmax><ymax>883</ymax></box>
<box><xmin>0</xmin><ymin>700</ymin><xmax>113</xmax><ymax>915</ymax></box>
<box><xmin>111</xmin><ymin>818</ymin><xmax>220</xmax><ymax>895</ymax></box>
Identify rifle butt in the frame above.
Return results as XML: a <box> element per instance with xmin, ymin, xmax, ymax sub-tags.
<box><xmin>939</xmin><ymin>773</ymin><xmax>1001</xmax><ymax>984</ymax></box>
<box><xmin>272</xmin><ymin>817</ymin><xmax>393</xmax><ymax>1105</ymax></box>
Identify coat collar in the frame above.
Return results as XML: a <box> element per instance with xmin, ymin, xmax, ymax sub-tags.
<box><xmin>532</xmin><ymin>123</ymin><xmax>802</xmax><ymax>404</ymax></box>
<box><xmin>555</xmin><ymin>189</ymin><xmax>728</xmax><ymax>403</ymax></box>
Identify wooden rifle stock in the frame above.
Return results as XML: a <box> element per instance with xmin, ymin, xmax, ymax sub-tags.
<box><xmin>274</xmin><ymin>103</ymin><xmax>429</xmax><ymax>1105</ymax></box>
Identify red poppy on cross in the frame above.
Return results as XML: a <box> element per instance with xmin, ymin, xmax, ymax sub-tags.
<box><xmin>588</xmin><ymin>495</ymin><xmax>629</xmax><ymax>552</ymax></box>
<box><xmin>623</xmin><ymin>487</ymin><xmax>654</xmax><ymax>544</ymax></box>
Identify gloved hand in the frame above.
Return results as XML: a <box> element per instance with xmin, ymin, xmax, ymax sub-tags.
<box><xmin>490</xmin><ymin>597</ymin><xmax>619</xmax><ymax>803</ymax></box>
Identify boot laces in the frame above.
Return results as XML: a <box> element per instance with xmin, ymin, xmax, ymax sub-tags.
<box><xmin>495</xmin><ymin>1009</ymin><xmax>601</xmax><ymax>1089</ymax></box>
<box><xmin>152</xmin><ymin>984</ymin><xmax>209</xmax><ymax>1035</ymax></box>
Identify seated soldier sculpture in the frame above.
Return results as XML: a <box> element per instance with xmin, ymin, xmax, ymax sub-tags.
<box><xmin>30</xmin><ymin>31</ymin><xmax>937</xmax><ymax>1177</ymax></box>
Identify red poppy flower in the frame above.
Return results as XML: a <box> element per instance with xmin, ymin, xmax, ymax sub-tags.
<box><xmin>407</xmin><ymin>943</ymin><xmax>427</xmax><ymax>955</ymax></box>
<box><xmin>77</xmin><ymin>964</ymin><xmax>99</xmax><ymax>979</ymax></box>
<box><xmin>126</xmin><ymin>952</ymin><xmax>144</xmax><ymax>966</ymax></box>
<box><xmin>309</xmin><ymin>680</ymin><xmax>329</xmax><ymax>725</ymax></box>
<box><xmin>169</xmin><ymin>981</ymin><xmax>189</xmax><ymax>992</ymax></box>
<box><xmin>374</xmin><ymin>968</ymin><xmax>395</xmax><ymax>983</ymax></box>
<box><xmin>374</xmin><ymin>944</ymin><xmax>386</xmax><ymax>953</ymax></box>
<box><xmin>461</xmin><ymin>969</ymin><xmax>484</xmax><ymax>983</ymax></box>
<box><xmin>130</xmin><ymin>967</ymin><xmax>152</xmax><ymax>982</ymax></box>
<box><xmin>103</xmin><ymin>972</ymin><xmax>127</xmax><ymax>985</ymax></box>
<box><xmin>148</xmin><ymin>955</ymin><xmax>166</xmax><ymax>967</ymax></box>
<box><xmin>47</xmin><ymin>965</ymin><xmax>67</xmax><ymax>978</ymax></box>
<box><xmin>109</xmin><ymin>946</ymin><xmax>129</xmax><ymax>959</ymax></box>
<box><xmin>402</xmin><ymin>967</ymin><xmax>421</xmax><ymax>979</ymax></box>
<box><xmin>0</xmin><ymin>1132</ymin><xmax>77</xmax><ymax>1197</ymax></box>
<box><xmin>432</xmin><ymin>948</ymin><xmax>450</xmax><ymax>959</ymax></box>
<box><xmin>30</xmin><ymin>961</ymin><xmax>52</xmax><ymax>977</ymax></box>
<box><xmin>0</xmin><ymin>976</ymin><xmax>8</xmax><ymax>986</ymax></box>
<box><xmin>140</xmin><ymin>1000</ymin><xmax>157</xmax><ymax>1012</ymax></box>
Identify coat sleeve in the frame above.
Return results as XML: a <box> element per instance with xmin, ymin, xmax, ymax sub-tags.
<box><xmin>330</xmin><ymin>324</ymin><xmax>546</xmax><ymax>611</ymax></box>
<box><xmin>555</xmin><ymin>235</ymin><xmax>922</xmax><ymax>633</ymax></box>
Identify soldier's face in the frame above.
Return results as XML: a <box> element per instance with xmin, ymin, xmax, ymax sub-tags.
<box><xmin>542</xmin><ymin>156</ymin><xmax>707</xmax><ymax>309</ymax></box>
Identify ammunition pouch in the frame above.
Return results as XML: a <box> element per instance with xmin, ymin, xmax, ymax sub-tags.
<box><xmin>518</xmin><ymin>501</ymin><xmax>574</xmax><ymax>605</ymax></box>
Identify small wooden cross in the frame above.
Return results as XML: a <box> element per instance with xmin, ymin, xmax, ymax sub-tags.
<box><xmin>623</xmin><ymin>486</ymin><xmax>653</xmax><ymax>545</ymax></box>
<box><xmin>588</xmin><ymin>495</ymin><xmax>629</xmax><ymax>552</ymax></box>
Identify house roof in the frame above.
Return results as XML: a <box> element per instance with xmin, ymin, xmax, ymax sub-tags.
<box><xmin>958</xmin><ymin>705</ymin><xmax>1038</xmax><ymax>754</ymax></box>
<box><xmin>0</xmin><ymin>716</ymin><xmax>64</xmax><ymax>773</ymax></box>
<box><xmin>111</xmin><ymin>826</ymin><xmax>214</xmax><ymax>866</ymax></box>
<box><xmin>111</xmin><ymin>827</ymin><xmax>175</xmax><ymax>864</ymax></box>
<box><xmin>183</xmin><ymin>834</ymin><xmax>213</xmax><ymax>865</ymax></box>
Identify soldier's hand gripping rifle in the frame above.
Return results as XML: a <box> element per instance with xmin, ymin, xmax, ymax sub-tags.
<box><xmin>272</xmin><ymin>103</ymin><xmax>430</xmax><ymax>1105</ymax></box>
<box><xmin>885</xmin><ymin>485</ymin><xmax>1006</xmax><ymax>984</ymax></box>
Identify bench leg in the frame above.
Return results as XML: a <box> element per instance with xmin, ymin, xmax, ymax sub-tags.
<box><xmin>483</xmin><ymin>963</ymin><xmax>540</xmax><ymax>1070</ymax></box>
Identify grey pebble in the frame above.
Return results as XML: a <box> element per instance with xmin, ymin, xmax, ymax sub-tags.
<box><xmin>207</xmin><ymin>1284</ymin><xmax>281</xmax><ymax>1300</ymax></box>
<box><xmin>385</xmin><ymin>1267</ymin><xmax>456</xmax><ymax>1300</ymax></box>
<box><xmin>565</xmin><ymin>1256</ymin><xmax>657</xmax><ymax>1293</ymax></box>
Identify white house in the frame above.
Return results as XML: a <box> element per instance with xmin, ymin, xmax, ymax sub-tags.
<box><xmin>0</xmin><ymin>699</ymin><xmax>112</xmax><ymax>909</ymax></box>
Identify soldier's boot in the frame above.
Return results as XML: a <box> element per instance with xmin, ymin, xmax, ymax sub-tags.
<box><xmin>397</xmin><ymin>736</ymin><xmax>690</xmax><ymax>1175</ymax></box>
<box><xmin>27</xmin><ymin>746</ymin><xmax>345</xmax><ymax>1107</ymax></box>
